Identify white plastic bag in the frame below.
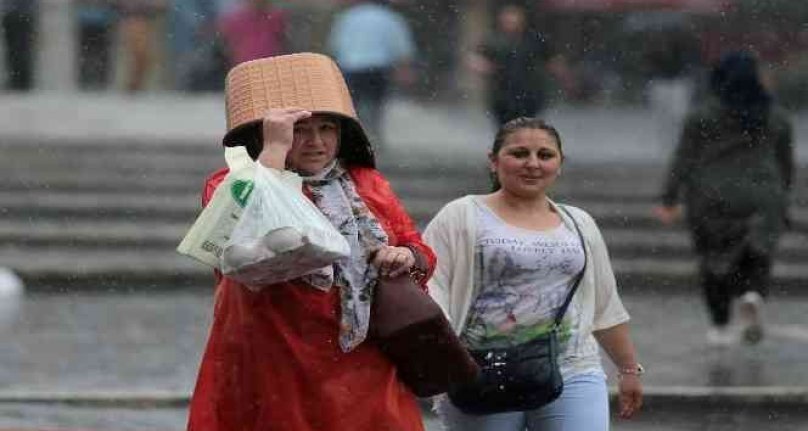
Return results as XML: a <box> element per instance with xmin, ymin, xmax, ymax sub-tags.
<box><xmin>177</xmin><ymin>146</ymin><xmax>255</xmax><ymax>268</ymax></box>
<box><xmin>220</xmin><ymin>164</ymin><xmax>351</xmax><ymax>287</ymax></box>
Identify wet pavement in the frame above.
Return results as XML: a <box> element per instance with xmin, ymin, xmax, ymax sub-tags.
<box><xmin>5</xmin><ymin>289</ymin><xmax>808</xmax><ymax>393</ymax></box>
<box><xmin>2</xmin><ymin>403</ymin><xmax>808</xmax><ymax>431</ymax></box>
<box><xmin>2</xmin><ymin>288</ymin><xmax>808</xmax><ymax>429</ymax></box>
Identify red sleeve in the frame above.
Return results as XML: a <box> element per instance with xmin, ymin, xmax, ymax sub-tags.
<box><xmin>202</xmin><ymin>167</ymin><xmax>230</xmax><ymax>207</ymax></box>
<box><xmin>201</xmin><ymin>167</ymin><xmax>230</xmax><ymax>284</ymax></box>
<box><xmin>349</xmin><ymin>167</ymin><xmax>436</xmax><ymax>288</ymax></box>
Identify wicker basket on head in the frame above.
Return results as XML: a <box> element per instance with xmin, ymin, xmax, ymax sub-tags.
<box><xmin>223</xmin><ymin>53</ymin><xmax>375</xmax><ymax>167</ymax></box>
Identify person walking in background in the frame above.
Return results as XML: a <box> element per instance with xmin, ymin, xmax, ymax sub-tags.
<box><xmin>653</xmin><ymin>51</ymin><xmax>793</xmax><ymax>347</ymax></box>
<box><xmin>76</xmin><ymin>0</ymin><xmax>118</xmax><ymax>90</ymax></box>
<box><xmin>217</xmin><ymin>0</ymin><xmax>287</xmax><ymax>68</ymax></box>
<box><xmin>119</xmin><ymin>0</ymin><xmax>167</xmax><ymax>93</ymax></box>
<box><xmin>467</xmin><ymin>4</ymin><xmax>575</xmax><ymax>126</ymax></box>
<box><xmin>1</xmin><ymin>0</ymin><xmax>37</xmax><ymax>91</ymax></box>
<box><xmin>187</xmin><ymin>53</ymin><xmax>436</xmax><ymax>431</ymax></box>
<box><xmin>166</xmin><ymin>0</ymin><xmax>230</xmax><ymax>91</ymax></box>
<box><xmin>327</xmin><ymin>0</ymin><xmax>416</xmax><ymax>146</ymax></box>
<box><xmin>424</xmin><ymin>117</ymin><xmax>643</xmax><ymax>430</ymax></box>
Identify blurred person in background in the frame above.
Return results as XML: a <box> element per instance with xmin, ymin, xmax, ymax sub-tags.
<box><xmin>119</xmin><ymin>0</ymin><xmax>167</xmax><ymax>93</ymax></box>
<box><xmin>1</xmin><ymin>0</ymin><xmax>37</xmax><ymax>91</ymax></box>
<box><xmin>467</xmin><ymin>4</ymin><xmax>575</xmax><ymax>126</ymax></box>
<box><xmin>76</xmin><ymin>0</ymin><xmax>118</xmax><ymax>90</ymax></box>
<box><xmin>217</xmin><ymin>0</ymin><xmax>287</xmax><ymax>68</ymax></box>
<box><xmin>327</xmin><ymin>0</ymin><xmax>416</xmax><ymax>147</ymax></box>
<box><xmin>653</xmin><ymin>51</ymin><xmax>793</xmax><ymax>347</ymax></box>
<box><xmin>167</xmin><ymin>0</ymin><xmax>233</xmax><ymax>91</ymax></box>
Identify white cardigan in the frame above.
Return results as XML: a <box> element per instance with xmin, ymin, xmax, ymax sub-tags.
<box><xmin>423</xmin><ymin>196</ymin><xmax>630</xmax><ymax>374</ymax></box>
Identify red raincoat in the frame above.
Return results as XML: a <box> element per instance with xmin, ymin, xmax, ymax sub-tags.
<box><xmin>187</xmin><ymin>165</ymin><xmax>436</xmax><ymax>431</ymax></box>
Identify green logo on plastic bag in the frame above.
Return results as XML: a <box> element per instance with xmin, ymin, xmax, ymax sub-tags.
<box><xmin>231</xmin><ymin>180</ymin><xmax>254</xmax><ymax>208</ymax></box>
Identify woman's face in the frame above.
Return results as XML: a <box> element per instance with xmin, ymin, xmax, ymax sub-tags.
<box><xmin>490</xmin><ymin>128</ymin><xmax>562</xmax><ymax>198</ymax></box>
<box><xmin>286</xmin><ymin>114</ymin><xmax>340</xmax><ymax>175</ymax></box>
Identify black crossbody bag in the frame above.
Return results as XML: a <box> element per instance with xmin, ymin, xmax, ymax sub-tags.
<box><xmin>447</xmin><ymin>206</ymin><xmax>587</xmax><ymax>415</ymax></box>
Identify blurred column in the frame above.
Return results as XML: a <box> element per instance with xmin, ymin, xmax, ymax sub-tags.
<box><xmin>455</xmin><ymin>0</ymin><xmax>487</xmax><ymax>105</ymax></box>
<box><xmin>37</xmin><ymin>0</ymin><xmax>77</xmax><ymax>91</ymax></box>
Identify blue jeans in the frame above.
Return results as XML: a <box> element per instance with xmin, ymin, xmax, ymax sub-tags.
<box><xmin>435</xmin><ymin>372</ymin><xmax>609</xmax><ymax>431</ymax></box>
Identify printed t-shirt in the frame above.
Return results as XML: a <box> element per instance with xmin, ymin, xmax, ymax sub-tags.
<box><xmin>464</xmin><ymin>199</ymin><xmax>602</xmax><ymax>379</ymax></box>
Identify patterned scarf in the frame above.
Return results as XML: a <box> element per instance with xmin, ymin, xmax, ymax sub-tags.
<box><xmin>301</xmin><ymin>160</ymin><xmax>388</xmax><ymax>352</ymax></box>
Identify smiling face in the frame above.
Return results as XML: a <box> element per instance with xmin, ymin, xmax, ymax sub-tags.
<box><xmin>286</xmin><ymin>114</ymin><xmax>341</xmax><ymax>175</ymax></box>
<box><xmin>490</xmin><ymin>127</ymin><xmax>563</xmax><ymax>199</ymax></box>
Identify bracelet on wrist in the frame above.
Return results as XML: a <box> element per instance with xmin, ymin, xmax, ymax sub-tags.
<box><xmin>402</xmin><ymin>245</ymin><xmax>426</xmax><ymax>278</ymax></box>
<box><xmin>617</xmin><ymin>363</ymin><xmax>644</xmax><ymax>379</ymax></box>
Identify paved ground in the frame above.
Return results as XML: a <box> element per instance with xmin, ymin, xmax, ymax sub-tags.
<box><xmin>2</xmin><ymin>403</ymin><xmax>808</xmax><ymax>431</ymax></box>
<box><xmin>2</xmin><ymin>289</ymin><xmax>808</xmax><ymax>429</ymax></box>
<box><xmin>4</xmin><ymin>290</ymin><xmax>808</xmax><ymax>394</ymax></box>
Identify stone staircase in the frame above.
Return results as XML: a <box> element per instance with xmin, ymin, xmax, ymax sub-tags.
<box><xmin>4</xmin><ymin>139</ymin><xmax>807</xmax><ymax>292</ymax></box>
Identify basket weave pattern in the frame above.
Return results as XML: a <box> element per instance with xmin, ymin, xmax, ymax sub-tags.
<box><xmin>225</xmin><ymin>54</ymin><xmax>358</xmax><ymax>132</ymax></box>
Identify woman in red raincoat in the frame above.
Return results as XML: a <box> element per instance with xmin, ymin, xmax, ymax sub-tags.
<box><xmin>187</xmin><ymin>54</ymin><xmax>436</xmax><ymax>431</ymax></box>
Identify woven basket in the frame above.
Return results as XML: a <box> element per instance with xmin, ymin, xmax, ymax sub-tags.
<box><xmin>222</xmin><ymin>53</ymin><xmax>374</xmax><ymax>167</ymax></box>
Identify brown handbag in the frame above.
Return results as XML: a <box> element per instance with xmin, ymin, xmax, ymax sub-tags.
<box><xmin>369</xmin><ymin>275</ymin><xmax>480</xmax><ymax>397</ymax></box>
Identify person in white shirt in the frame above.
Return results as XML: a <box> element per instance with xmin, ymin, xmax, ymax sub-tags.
<box><xmin>327</xmin><ymin>0</ymin><xmax>415</xmax><ymax>144</ymax></box>
<box><xmin>424</xmin><ymin>116</ymin><xmax>643</xmax><ymax>431</ymax></box>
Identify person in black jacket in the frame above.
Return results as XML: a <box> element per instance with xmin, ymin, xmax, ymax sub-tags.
<box><xmin>467</xmin><ymin>4</ymin><xmax>574</xmax><ymax>126</ymax></box>
<box><xmin>1</xmin><ymin>0</ymin><xmax>37</xmax><ymax>91</ymax></box>
<box><xmin>654</xmin><ymin>51</ymin><xmax>793</xmax><ymax>346</ymax></box>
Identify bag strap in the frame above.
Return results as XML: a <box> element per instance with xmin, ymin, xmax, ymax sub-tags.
<box><xmin>551</xmin><ymin>205</ymin><xmax>588</xmax><ymax>328</ymax></box>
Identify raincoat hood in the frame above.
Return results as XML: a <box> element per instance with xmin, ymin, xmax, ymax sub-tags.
<box><xmin>709</xmin><ymin>50</ymin><xmax>771</xmax><ymax>131</ymax></box>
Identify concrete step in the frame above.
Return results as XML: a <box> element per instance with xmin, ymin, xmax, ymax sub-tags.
<box><xmin>8</xmin><ymin>158</ymin><xmax>218</xmax><ymax>177</ymax></box>
<box><xmin>6</xmin><ymin>245</ymin><xmax>806</xmax><ymax>292</ymax></box>
<box><xmin>4</xmin><ymin>171</ymin><xmax>493</xmax><ymax>201</ymax></box>
<box><xmin>602</xmin><ymin>228</ymin><xmax>808</xmax><ymax>261</ymax></box>
<box><xmin>8</xmin><ymin>176</ymin><xmax>808</xmax><ymax>212</ymax></box>
<box><xmin>7</xmin><ymin>139</ymin><xmax>808</xmax><ymax>205</ymax></box>
<box><xmin>0</xmin><ymin>247</ymin><xmax>199</xmax><ymax>273</ymax></box>
<box><xmin>7</xmin><ymin>167</ymin><xmax>808</xmax><ymax>210</ymax></box>
<box><xmin>9</xmin><ymin>190</ymin><xmax>808</xmax><ymax>230</ymax></box>
<box><xmin>0</xmin><ymin>246</ymin><xmax>207</xmax><ymax>290</ymax></box>
<box><xmin>614</xmin><ymin>257</ymin><xmax>807</xmax><ymax>295</ymax></box>
<box><xmin>0</xmin><ymin>220</ymin><xmax>189</xmax><ymax>248</ymax></box>
<box><xmin>0</xmin><ymin>190</ymin><xmax>199</xmax><ymax>221</ymax></box>
<box><xmin>411</xmin><ymin>199</ymin><xmax>808</xmax><ymax>233</ymax></box>
<box><xmin>6</xmin><ymin>137</ymin><xmax>807</xmax><ymax>290</ymax></box>
<box><xmin>3</xmin><ymin>138</ymin><xmax>806</xmax><ymax>178</ymax></box>
<box><xmin>0</xmin><ymin>140</ymin><xmax>488</xmax><ymax>173</ymax></box>
<box><xmin>6</xmin><ymin>220</ymin><xmax>808</xmax><ymax>263</ymax></box>
<box><xmin>2</xmin><ymin>172</ymin><xmax>202</xmax><ymax>193</ymax></box>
